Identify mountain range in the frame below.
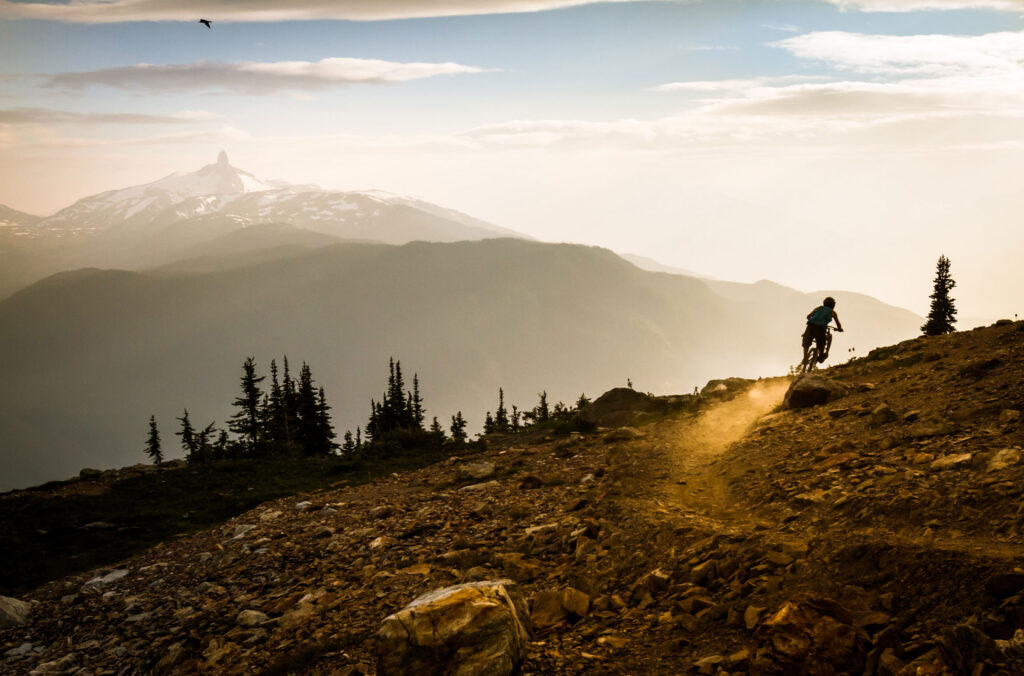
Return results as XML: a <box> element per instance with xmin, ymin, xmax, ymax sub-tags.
<box><xmin>0</xmin><ymin>152</ymin><xmax>524</xmax><ymax>299</ymax></box>
<box><xmin>0</xmin><ymin>153</ymin><xmax>925</xmax><ymax>491</ymax></box>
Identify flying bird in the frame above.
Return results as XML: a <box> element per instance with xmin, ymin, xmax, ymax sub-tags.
<box><xmin>198</xmin><ymin>19</ymin><xmax>212</xmax><ymax>29</ymax></box>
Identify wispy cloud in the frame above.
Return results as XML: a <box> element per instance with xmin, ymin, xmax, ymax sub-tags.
<box><xmin>0</xmin><ymin>0</ymin><xmax>663</xmax><ymax>23</ymax></box>
<box><xmin>0</xmin><ymin>107</ymin><xmax>198</xmax><ymax>125</ymax></box>
<box><xmin>1</xmin><ymin>125</ymin><xmax>251</xmax><ymax>151</ymax></box>
<box><xmin>762</xmin><ymin>22</ymin><xmax>800</xmax><ymax>33</ymax></box>
<box><xmin>45</xmin><ymin>58</ymin><xmax>489</xmax><ymax>94</ymax></box>
<box><xmin>773</xmin><ymin>30</ymin><xmax>1024</xmax><ymax>77</ymax></box>
<box><xmin>651</xmin><ymin>76</ymin><xmax>827</xmax><ymax>93</ymax></box>
<box><xmin>461</xmin><ymin>29</ymin><xmax>1024</xmax><ymax>152</ymax></box>
<box><xmin>824</xmin><ymin>0</ymin><xmax>1024</xmax><ymax>11</ymax></box>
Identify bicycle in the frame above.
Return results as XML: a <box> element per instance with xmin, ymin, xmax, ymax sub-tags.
<box><xmin>799</xmin><ymin>325</ymin><xmax>842</xmax><ymax>374</ymax></box>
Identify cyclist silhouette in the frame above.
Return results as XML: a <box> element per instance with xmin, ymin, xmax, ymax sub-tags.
<box><xmin>802</xmin><ymin>296</ymin><xmax>843</xmax><ymax>366</ymax></box>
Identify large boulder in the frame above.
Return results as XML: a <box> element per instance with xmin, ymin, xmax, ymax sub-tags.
<box><xmin>376</xmin><ymin>579</ymin><xmax>531</xmax><ymax>676</ymax></box>
<box><xmin>750</xmin><ymin>595</ymin><xmax>869</xmax><ymax>675</ymax></box>
<box><xmin>700</xmin><ymin>377</ymin><xmax>754</xmax><ymax>399</ymax></box>
<box><xmin>0</xmin><ymin>595</ymin><xmax>31</xmax><ymax>628</ymax></box>
<box><xmin>783</xmin><ymin>375</ymin><xmax>849</xmax><ymax>409</ymax></box>
<box><xmin>456</xmin><ymin>461</ymin><xmax>496</xmax><ymax>481</ymax></box>
<box><xmin>580</xmin><ymin>388</ymin><xmax>696</xmax><ymax>427</ymax></box>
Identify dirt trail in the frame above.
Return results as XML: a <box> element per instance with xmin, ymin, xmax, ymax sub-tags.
<box><xmin>639</xmin><ymin>377</ymin><xmax>1024</xmax><ymax>561</ymax></box>
<box><xmin>648</xmin><ymin>379</ymin><xmax>791</xmax><ymax>523</ymax></box>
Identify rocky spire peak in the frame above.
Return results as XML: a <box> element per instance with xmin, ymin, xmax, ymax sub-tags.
<box><xmin>216</xmin><ymin>150</ymin><xmax>229</xmax><ymax>166</ymax></box>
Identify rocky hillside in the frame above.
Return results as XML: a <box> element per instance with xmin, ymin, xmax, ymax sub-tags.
<box><xmin>2</xmin><ymin>321</ymin><xmax>1022</xmax><ymax>675</ymax></box>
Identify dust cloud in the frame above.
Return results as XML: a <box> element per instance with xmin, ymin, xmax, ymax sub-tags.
<box><xmin>681</xmin><ymin>379</ymin><xmax>791</xmax><ymax>461</ymax></box>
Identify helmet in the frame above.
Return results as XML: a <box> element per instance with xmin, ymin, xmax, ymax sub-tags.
<box><xmin>823</xmin><ymin>296</ymin><xmax>836</xmax><ymax>308</ymax></box>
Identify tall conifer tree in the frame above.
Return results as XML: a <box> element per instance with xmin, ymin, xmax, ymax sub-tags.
<box><xmin>922</xmin><ymin>255</ymin><xmax>958</xmax><ymax>336</ymax></box>
<box><xmin>314</xmin><ymin>386</ymin><xmax>337</xmax><ymax>454</ymax></box>
<box><xmin>494</xmin><ymin>388</ymin><xmax>509</xmax><ymax>432</ymax></box>
<box><xmin>450</xmin><ymin>411</ymin><xmax>467</xmax><ymax>443</ymax></box>
<box><xmin>229</xmin><ymin>357</ymin><xmax>265</xmax><ymax>456</ymax></box>
<box><xmin>295</xmin><ymin>362</ymin><xmax>319</xmax><ymax>454</ymax></box>
<box><xmin>411</xmin><ymin>375</ymin><xmax>425</xmax><ymax>429</ymax></box>
<box><xmin>264</xmin><ymin>358</ymin><xmax>294</xmax><ymax>452</ymax></box>
<box><xmin>176</xmin><ymin>410</ymin><xmax>198</xmax><ymax>462</ymax></box>
<box><xmin>145</xmin><ymin>415</ymin><xmax>163</xmax><ymax>464</ymax></box>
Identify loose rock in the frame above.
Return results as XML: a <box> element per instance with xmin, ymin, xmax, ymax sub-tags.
<box><xmin>0</xmin><ymin>595</ymin><xmax>31</xmax><ymax>628</ymax></box>
<box><xmin>376</xmin><ymin>579</ymin><xmax>531</xmax><ymax>676</ymax></box>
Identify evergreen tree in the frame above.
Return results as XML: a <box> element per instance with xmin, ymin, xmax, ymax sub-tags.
<box><xmin>494</xmin><ymin>388</ymin><xmax>509</xmax><ymax>432</ymax></box>
<box><xmin>367</xmin><ymin>398</ymin><xmax>381</xmax><ymax>443</ymax></box>
<box><xmin>176</xmin><ymin>410</ymin><xmax>198</xmax><ymax>462</ymax></box>
<box><xmin>383</xmin><ymin>358</ymin><xmax>408</xmax><ymax>431</ymax></box>
<box><xmin>922</xmin><ymin>255</ymin><xmax>958</xmax><ymax>336</ymax></box>
<box><xmin>511</xmin><ymin>405</ymin><xmax>521</xmax><ymax>432</ymax></box>
<box><xmin>263</xmin><ymin>358</ymin><xmax>295</xmax><ymax>453</ymax></box>
<box><xmin>215</xmin><ymin>429</ymin><xmax>230</xmax><ymax>460</ymax></box>
<box><xmin>483</xmin><ymin>411</ymin><xmax>495</xmax><ymax>435</ymax></box>
<box><xmin>355</xmin><ymin>426</ymin><xmax>362</xmax><ymax>448</ymax></box>
<box><xmin>411</xmin><ymin>375</ymin><xmax>425</xmax><ymax>429</ymax></box>
<box><xmin>229</xmin><ymin>357</ymin><xmax>265</xmax><ymax>456</ymax></box>
<box><xmin>295</xmin><ymin>362</ymin><xmax>320</xmax><ymax>454</ymax></box>
<box><xmin>429</xmin><ymin>416</ymin><xmax>446</xmax><ymax>445</ymax></box>
<box><xmin>144</xmin><ymin>415</ymin><xmax>163</xmax><ymax>464</ymax></box>
<box><xmin>280</xmin><ymin>357</ymin><xmax>299</xmax><ymax>450</ymax></box>
<box><xmin>314</xmin><ymin>386</ymin><xmax>337</xmax><ymax>454</ymax></box>
<box><xmin>536</xmin><ymin>391</ymin><xmax>550</xmax><ymax>422</ymax></box>
<box><xmin>194</xmin><ymin>422</ymin><xmax>216</xmax><ymax>464</ymax></box>
<box><xmin>430</xmin><ymin>416</ymin><xmax>444</xmax><ymax>438</ymax></box>
<box><xmin>366</xmin><ymin>358</ymin><xmax>426</xmax><ymax>441</ymax></box>
<box><xmin>450</xmin><ymin>411</ymin><xmax>468</xmax><ymax>443</ymax></box>
<box><xmin>342</xmin><ymin>430</ymin><xmax>355</xmax><ymax>454</ymax></box>
<box><xmin>575</xmin><ymin>393</ymin><xmax>591</xmax><ymax>411</ymax></box>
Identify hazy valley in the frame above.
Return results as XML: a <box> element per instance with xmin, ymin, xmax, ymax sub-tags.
<box><xmin>0</xmin><ymin>154</ymin><xmax>923</xmax><ymax>491</ymax></box>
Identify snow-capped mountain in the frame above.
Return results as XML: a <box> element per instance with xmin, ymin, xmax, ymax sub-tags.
<box><xmin>26</xmin><ymin>151</ymin><xmax>522</xmax><ymax>245</ymax></box>
<box><xmin>31</xmin><ymin>151</ymin><xmax>274</xmax><ymax>238</ymax></box>
<box><xmin>0</xmin><ymin>152</ymin><xmax>527</xmax><ymax>298</ymax></box>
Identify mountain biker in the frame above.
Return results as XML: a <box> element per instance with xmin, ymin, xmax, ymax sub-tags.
<box><xmin>803</xmin><ymin>296</ymin><xmax>844</xmax><ymax>365</ymax></box>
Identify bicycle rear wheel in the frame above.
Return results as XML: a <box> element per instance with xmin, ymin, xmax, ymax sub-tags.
<box><xmin>801</xmin><ymin>347</ymin><xmax>819</xmax><ymax>373</ymax></box>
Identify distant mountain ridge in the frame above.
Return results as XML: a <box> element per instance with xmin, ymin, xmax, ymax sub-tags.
<box><xmin>0</xmin><ymin>204</ymin><xmax>41</xmax><ymax>228</ymax></box>
<box><xmin>0</xmin><ymin>152</ymin><xmax>527</xmax><ymax>298</ymax></box>
<box><xmin>0</xmin><ymin>238</ymin><xmax>923</xmax><ymax>491</ymax></box>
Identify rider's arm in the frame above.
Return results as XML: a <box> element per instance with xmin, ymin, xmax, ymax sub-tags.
<box><xmin>832</xmin><ymin>311</ymin><xmax>843</xmax><ymax>331</ymax></box>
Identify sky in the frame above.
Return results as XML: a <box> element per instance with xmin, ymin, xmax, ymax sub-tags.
<box><xmin>2</xmin><ymin>0</ymin><xmax>1023</xmax><ymax>319</ymax></box>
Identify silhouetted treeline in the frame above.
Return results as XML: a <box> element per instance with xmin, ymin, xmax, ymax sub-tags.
<box><xmin>148</xmin><ymin>354</ymin><xmax>600</xmax><ymax>466</ymax></box>
<box><xmin>147</xmin><ymin>356</ymin><xmax>337</xmax><ymax>464</ymax></box>
<box><xmin>481</xmin><ymin>388</ymin><xmax>595</xmax><ymax>436</ymax></box>
<box><xmin>349</xmin><ymin>359</ymin><xmax>446</xmax><ymax>456</ymax></box>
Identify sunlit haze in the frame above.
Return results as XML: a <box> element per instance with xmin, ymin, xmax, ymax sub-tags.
<box><xmin>2</xmin><ymin>0</ymin><xmax>1023</xmax><ymax>318</ymax></box>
